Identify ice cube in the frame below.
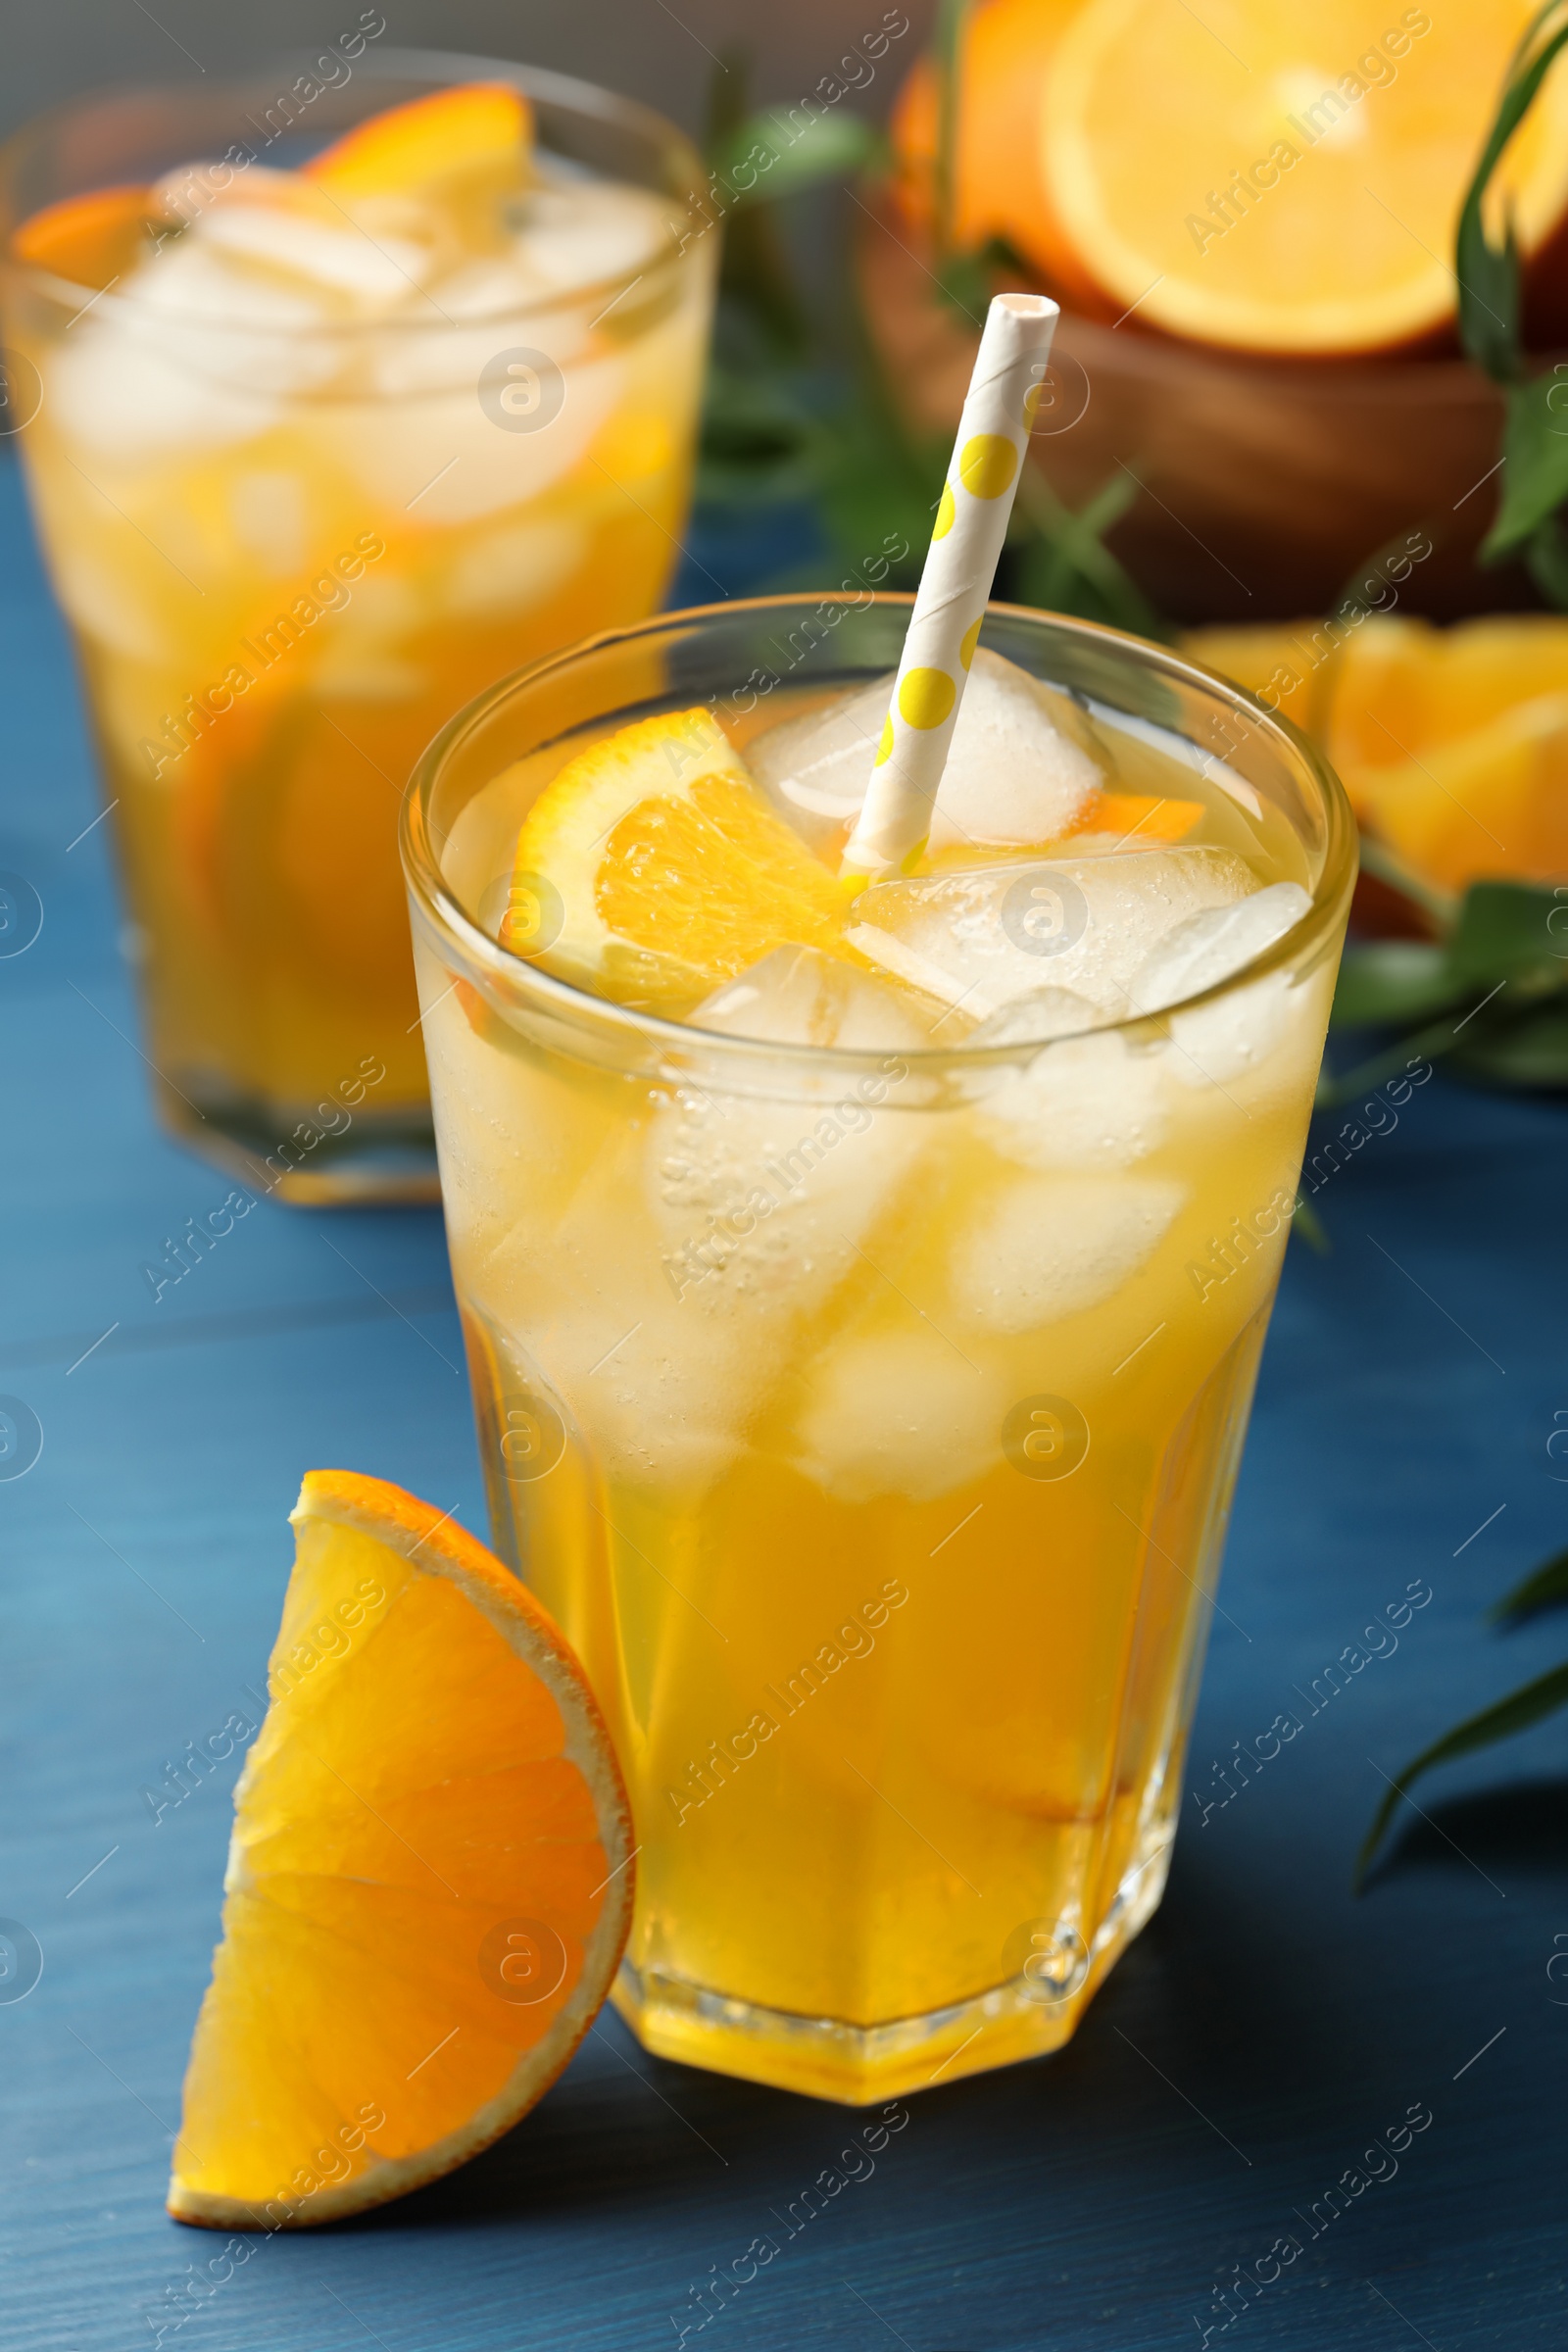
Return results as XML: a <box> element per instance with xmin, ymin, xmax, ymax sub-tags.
<box><xmin>948</xmin><ymin>1173</ymin><xmax>1183</xmax><ymax>1334</ymax></box>
<box><xmin>474</xmin><ymin>1057</ymin><xmax>929</xmax><ymax>1490</ymax></box>
<box><xmin>1165</xmin><ymin>970</ymin><xmax>1302</xmax><ymax>1092</ymax></box>
<box><xmin>228</xmin><ymin>471</ymin><xmax>309</xmax><ymax>576</ymax></box>
<box><xmin>688</xmin><ymin>945</ymin><xmax>945</xmax><ymax>1051</ymax></box>
<box><xmin>925</xmin><ymin>649</ymin><xmax>1103</xmax><ymax>854</ymax></box>
<box><xmin>789</xmin><ymin>1327</ymin><xmax>1006</xmax><ymax>1503</ymax></box>
<box><xmin>199</xmin><ymin>202</ymin><xmax>431</xmax><ymax>307</ymax></box>
<box><xmin>649</xmin><ymin>1059</ymin><xmax>925</xmax><ymax>1310</ymax></box>
<box><xmin>852</xmin><ymin>848</ymin><xmax>1254</xmax><ymax>1020</ymax></box>
<box><xmin>980</xmin><ymin>1033</ymin><xmax>1170</xmax><ymax>1171</ymax></box>
<box><xmin>748</xmin><ymin>648</ymin><xmax>1102</xmax><ymax>856</ymax></box>
<box><xmin>746</xmin><ymin>677</ymin><xmax>889</xmax><ymax>853</ymax></box>
<box><xmin>47</xmin><ymin>241</ymin><xmax>333</xmax><ymax>460</ymax></box>
<box><xmin>513</xmin><ymin>182</ymin><xmax>670</xmax><ymax>292</ymax></box>
<box><xmin>441</xmin><ymin>515</ymin><xmax>590</xmax><ymax>617</ymax></box>
<box><xmin>965</xmin><ymin>985</ymin><xmax>1112</xmax><ymax>1047</ymax></box>
<box><xmin>343</xmin><ymin>336</ymin><xmax>621</xmax><ymax>523</ymax></box>
<box><xmin>1128</xmin><ymin>882</ymin><xmax>1310</xmax><ymax>1016</ymax></box>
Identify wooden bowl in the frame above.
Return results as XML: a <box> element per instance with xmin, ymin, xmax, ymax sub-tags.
<box><xmin>857</xmin><ymin>185</ymin><xmax>1525</xmax><ymax>626</ymax></box>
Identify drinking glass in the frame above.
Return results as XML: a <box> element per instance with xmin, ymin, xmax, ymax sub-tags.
<box><xmin>0</xmin><ymin>52</ymin><xmax>713</xmax><ymax>1200</ymax></box>
<box><xmin>403</xmin><ymin>595</ymin><xmax>1355</xmax><ymax>2101</ymax></box>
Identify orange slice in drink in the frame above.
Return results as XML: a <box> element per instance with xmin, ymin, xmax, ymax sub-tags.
<box><xmin>503</xmin><ymin>707</ymin><xmax>855</xmax><ymax>1015</ymax></box>
<box><xmin>306</xmin><ymin>81</ymin><xmax>531</xmax><ymax>197</ymax></box>
<box><xmin>1041</xmin><ymin>0</ymin><xmax>1568</xmax><ymax>354</ymax></box>
<box><xmin>168</xmin><ymin>1471</ymin><xmax>632</xmax><ymax>2230</ymax></box>
<box><xmin>10</xmin><ymin>183</ymin><xmax>154</xmax><ymax>284</ymax></box>
<box><xmin>1068</xmin><ymin>790</ymin><xmax>1202</xmax><ymax>845</ymax></box>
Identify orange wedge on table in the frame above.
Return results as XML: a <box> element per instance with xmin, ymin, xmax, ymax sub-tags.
<box><xmin>1040</xmin><ymin>0</ymin><xmax>1568</xmax><ymax>353</ymax></box>
<box><xmin>168</xmin><ymin>1472</ymin><xmax>632</xmax><ymax>2230</ymax></box>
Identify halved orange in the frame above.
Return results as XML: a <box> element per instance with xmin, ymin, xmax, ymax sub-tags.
<box><xmin>168</xmin><ymin>1471</ymin><xmax>632</xmax><ymax>2230</ymax></box>
<box><xmin>503</xmin><ymin>707</ymin><xmax>856</xmax><ymax>1015</ymax></box>
<box><xmin>305</xmin><ymin>82</ymin><xmax>531</xmax><ymax>198</ymax></box>
<box><xmin>1041</xmin><ymin>0</ymin><xmax>1568</xmax><ymax>353</ymax></box>
<box><xmin>890</xmin><ymin>0</ymin><xmax>1102</xmax><ymax>307</ymax></box>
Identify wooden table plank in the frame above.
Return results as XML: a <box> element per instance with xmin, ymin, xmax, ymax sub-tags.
<box><xmin>3</xmin><ymin>454</ymin><xmax>1566</xmax><ymax>2351</ymax></box>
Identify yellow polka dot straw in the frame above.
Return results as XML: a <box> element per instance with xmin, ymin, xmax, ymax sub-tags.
<box><xmin>841</xmin><ymin>290</ymin><xmax>1060</xmax><ymax>879</ymax></box>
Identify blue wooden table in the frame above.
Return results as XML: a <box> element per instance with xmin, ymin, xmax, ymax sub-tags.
<box><xmin>4</xmin><ymin>446</ymin><xmax>1568</xmax><ymax>2351</ymax></box>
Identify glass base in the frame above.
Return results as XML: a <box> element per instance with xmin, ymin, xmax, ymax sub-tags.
<box><xmin>613</xmin><ymin>1824</ymin><xmax>1176</xmax><ymax>2105</ymax></box>
<box><xmin>157</xmin><ymin>1082</ymin><xmax>440</xmax><ymax>1206</ymax></box>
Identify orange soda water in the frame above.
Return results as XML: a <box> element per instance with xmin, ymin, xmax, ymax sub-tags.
<box><xmin>2</xmin><ymin>73</ymin><xmax>712</xmax><ymax>1195</ymax></box>
<box><xmin>406</xmin><ymin>603</ymin><xmax>1354</xmax><ymax>2102</ymax></box>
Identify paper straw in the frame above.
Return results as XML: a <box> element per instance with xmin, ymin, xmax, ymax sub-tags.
<box><xmin>841</xmin><ymin>290</ymin><xmax>1060</xmax><ymax>879</ymax></box>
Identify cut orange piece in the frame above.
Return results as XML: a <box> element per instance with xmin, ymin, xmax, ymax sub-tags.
<box><xmin>1317</xmin><ymin>614</ymin><xmax>1436</xmax><ymax>784</ymax></box>
<box><xmin>1182</xmin><ymin>624</ymin><xmax>1324</xmax><ymax>737</ymax></box>
<box><xmin>890</xmin><ymin>0</ymin><xmax>1102</xmax><ymax>308</ymax></box>
<box><xmin>168</xmin><ymin>1471</ymin><xmax>632</xmax><ymax>2230</ymax></box>
<box><xmin>1346</xmin><ymin>692</ymin><xmax>1568</xmax><ymax>891</ymax></box>
<box><xmin>10</xmin><ymin>183</ymin><xmax>153</xmax><ymax>285</ymax></box>
<box><xmin>1042</xmin><ymin>0</ymin><xmax>1568</xmax><ymax>354</ymax></box>
<box><xmin>502</xmin><ymin>707</ymin><xmax>856</xmax><ymax>1015</ymax></box>
<box><xmin>1328</xmin><ymin>613</ymin><xmax>1568</xmax><ymax>769</ymax></box>
<box><xmin>1323</xmin><ymin>614</ymin><xmax>1568</xmax><ymax>888</ymax></box>
<box><xmin>1069</xmin><ymin>789</ymin><xmax>1202</xmax><ymax>845</ymax></box>
<box><xmin>306</xmin><ymin>82</ymin><xmax>531</xmax><ymax>197</ymax></box>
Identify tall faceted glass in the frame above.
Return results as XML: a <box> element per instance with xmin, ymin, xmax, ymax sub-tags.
<box><xmin>0</xmin><ymin>54</ymin><xmax>713</xmax><ymax>1199</ymax></box>
<box><xmin>403</xmin><ymin>596</ymin><xmax>1355</xmax><ymax>2101</ymax></box>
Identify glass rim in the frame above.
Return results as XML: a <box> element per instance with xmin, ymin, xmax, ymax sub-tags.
<box><xmin>0</xmin><ymin>47</ymin><xmax>706</xmax><ymax>337</ymax></box>
<box><xmin>401</xmin><ymin>591</ymin><xmax>1360</xmax><ymax>1081</ymax></box>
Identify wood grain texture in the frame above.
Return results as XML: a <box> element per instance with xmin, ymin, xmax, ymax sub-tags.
<box><xmin>2</xmin><ymin>455</ymin><xmax>1566</xmax><ymax>2349</ymax></box>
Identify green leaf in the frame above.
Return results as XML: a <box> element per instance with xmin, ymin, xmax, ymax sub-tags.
<box><xmin>1290</xmin><ymin>1192</ymin><xmax>1331</xmax><ymax>1254</ymax></box>
<box><xmin>1455</xmin><ymin>199</ymin><xmax>1520</xmax><ymax>385</ymax></box>
<box><xmin>1491</xmin><ymin>1544</ymin><xmax>1568</xmax><ymax>1626</ymax></box>
<box><xmin>1011</xmin><ymin>467</ymin><xmax>1174</xmax><ymax>643</ymax></box>
<box><xmin>1331</xmin><ymin>940</ymin><xmax>1457</xmax><ymax>1029</ymax></box>
<box><xmin>1480</xmin><ymin>371</ymin><xmax>1568</xmax><ymax>559</ymax></box>
<box><xmin>1454</xmin><ymin>0</ymin><xmax>1568</xmax><ymax>383</ymax></box>
<box><xmin>1447</xmin><ymin>879</ymin><xmax>1568</xmax><ymax>989</ymax></box>
<box><xmin>932</xmin><ymin>0</ymin><xmax>970</xmax><ymax>256</ymax></box>
<box><xmin>713</xmin><ymin>108</ymin><xmax>881</xmax><ymax>212</ymax></box>
<box><xmin>1449</xmin><ymin>999</ymin><xmax>1568</xmax><ymax>1087</ymax></box>
<box><xmin>1355</xmin><ymin>1659</ymin><xmax>1568</xmax><ymax>1887</ymax></box>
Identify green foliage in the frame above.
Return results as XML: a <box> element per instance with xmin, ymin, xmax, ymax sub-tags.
<box><xmin>710</xmin><ymin>107</ymin><xmax>884</xmax><ymax>213</ymax></box>
<box><xmin>1490</xmin><ymin>1544</ymin><xmax>1568</xmax><ymax>1626</ymax></box>
<box><xmin>1483</xmin><ymin>371</ymin><xmax>1568</xmax><ymax>560</ymax></box>
<box><xmin>1456</xmin><ymin>0</ymin><xmax>1568</xmax><ymax>380</ymax></box>
<box><xmin>1010</xmin><ymin>469</ymin><xmax>1174</xmax><ymax>642</ymax></box>
<box><xmin>1327</xmin><ymin>878</ymin><xmax>1568</xmax><ymax>1098</ymax></box>
<box><xmin>1456</xmin><ymin>1</ymin><xmax>1568</xmax><ymax>602</ymax></box>
<box><xmin>694</xmin><ymin>48</ymin><xmax>1176</xmax><ymax>632</ymax></box>
<box><xmin>1356</xmin><ymin>1659</ymin><xmax>1568</xmax><ymax>1888</ymax></box>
